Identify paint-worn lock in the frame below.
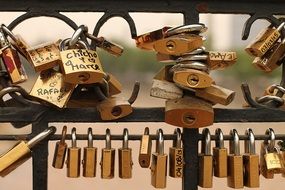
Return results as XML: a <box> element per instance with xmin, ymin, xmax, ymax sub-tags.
<box><xmin>206</xmin><ymin>51</ymin><xmax>237</xmax><ymax>70</ymax></box>
<box><xmin>118</xmin><ymin>128</ymin><xmax>133</xmax><ymax>179</ymax></box>
<box><xmin>59</xmin><ymin>38</ymin><xmax>105</xmax><ymax>84</ymax></box>
<box><xmin>52</xmin><ymin>126</ymin><xmax>67</xmax><ymax>169</ymax></box>
<box><xmin>213</xmin><ymin>128</ymin><xmax>227</xmax><ymax>178</ymax></box>
<box><xmin>82</xmin><ymin>128</ymin><xmax>97</xmax><ymax>178</ymax></box>
<box><xmin>245</xmin><ymin>22</ymin><xmax>285</xmax><ymax>57</ymax></box>
<box><xmin>66</xmin><ymin>128</ymin><xmax>81</xmax><ymax>178</ymax></box>
<box><xmin>150</xmin><ymin>79</ymin><xmax>183</xmax><ymax>100</ymax></box>
<box><xmin>165</xmin><ymin>95</ymin><xmax>214</xmax><ymax>128</ymax></box>
<box><xmin>26</xmin><ymin>40</ymin><xmax>61</xmax><ymax>72</ymax></box>
<box><xmin>243</xmin><ymin>128</ymin><xmax>260</xmax><ymax>188</ymax></box>
<box><xmin>100</xmin><ymin>128</ymin><xmax>115</xmax><ymax>179</ymax></box>
<box><xmin>150</xmin><ymin>129</ymin><xmax>167</xmax><ymax>188</ymax></box>
<box><xmin>0</xmin><ymin>127</ymin><xmax>56</xmax><ymax>177</ymax></box>
<box><xmin>29</xmin><ymin>69</ymin><xmax>76</xmax><ymax>108</ymax></box>
<box><xmin>227</xmin><ymin>129</ymin><xmax>244</xmax><ymax>189</ymax></box>
<box><xmin>139</xmin><ymin>127</ymin><xmax>152</xmax><ymax>168</ymax></box>
<box><xmin>169</xmin><ymin>128</ymin><xmax>183</xmax><ymax>178</ymax></box>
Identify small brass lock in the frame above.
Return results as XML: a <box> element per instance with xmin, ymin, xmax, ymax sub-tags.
<box><xmin>52</xmin><ymin>126</ymin><xmax>67</xmax><ymax>169</ymax></box>
<box><xmin>169</xmin><ymin>128</ymin><xmax>183</xmax><ymax>178</ymax></box>
<box><xmin>139</xmin><ymin>127</ymin><xmax>152</xmax><ymax>168</ymax></box>
<box><xmin>82</xmin><ymin>128</ymin><xmax>97</xmax><ymax>177</ymax></box>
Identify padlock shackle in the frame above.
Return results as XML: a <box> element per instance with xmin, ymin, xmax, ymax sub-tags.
<box><xmin>229</xmin><ymin>129</ymin><xmax>240</xmax><ymax>155</ymax></box>
<box><xmin>71</xmin><ymin>127</ymin><xmax>77</xmax><ymax>148</ymax></box>
<box><xmin>156</xmin><ymin>129</ymin><xmax>164</xmax><ymax>155</ymax></box>
<box><xmin>27</xmin><ymin>127</ymin><xmax>56</xmax><ymax>148</ymax></box>
<box><xmin>265</xmin><ymin>128</ymin><xmax>275</xmax><ymax>151</ymax></box>
<box><xmin>170</xmin><ymin>62</ymin><xmax>209</xmax><ymax>73</ymax></box>
<box><xmin>1</xmin><ymin>24</ymin><xmax>18</xmax><ymax>45</ymax></box>
<box><xmin>69</xmin><ymin>25</ymin><xmax>88</xmax><ymax>47</ymax></box>
<box><xmin>245</xmin><ymin>128</ymin><xmax>256</xmax><ymax>154</ymax></box>
<box><xmin>215</xmin><ymin>128</ymin><xmax>224</xmax><ymax>148</ymax></box>
<box><xmin>105</xmin><ymin>128</ymin><xmax>111</xmax><ymax>149</ymax></box>
<box><xmin>87</xmin><ymin>127</ymin><xmax>93</xmax><ymax>148</ymax></box>
<box><xmin>122</xmin><ymin>128</ymin><xmax>129</xmax><ymax>149</ymax></box>
<box><xmin>173</xmin><ymin>128</ymin><xmax>182</xmax><ymax>148</ymax></box>
<box><xmin>201</xmin><ymin>128</ymin><xmax>211</xmax><ymax>155</ymax></box>
<box><xmin>60</xmin><ymin>126</ymin><xmax>67</xmax><ymax>144</ymax></box>
<box><xmin>165</xmin><ymin>24</ymin><xmax>207</xmax><ymax>37</ymax></box>
<box><xmin>277</xmin><ymin>22</ymin><xmax>285</xmax><ymax>32</ymax></box>
<box><xmin>181</xmin><ymin>47</ymin><xmax>206</xmax><ymax>55</ymax></box>
<box><xmin>144</xmin><ymin>127</ymin><xmax>150</xmax><ymax>135</ymax></box>
<box><xmin>59</xmin><ymin>38</ymin><xmax>89</xmax><ymax>51</ymax></box>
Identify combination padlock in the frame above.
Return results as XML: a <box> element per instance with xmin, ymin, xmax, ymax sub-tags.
<box><xmin>139</xmin><ymin>127</ymin><xmax>152</xmax><ymax>168</ymax></box>
<box><xmin>213</xmin><ymin>128</ymin><xmax>227</xmax><ymax>178</ymax></box>
<box><xmin>169</xmin><ymin>128</ymin><xmax>183</xmax><ymax>178</ymax></box>
<box><xmin>52</xmin><ymin>126</ymin><xmax>67</xmax><ymax>169</ymax></box>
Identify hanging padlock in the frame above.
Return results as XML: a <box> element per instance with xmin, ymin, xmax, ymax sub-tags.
<box><xmin>100</xmin><ymin>128</ymin><xmax>115</xmax><ymax>179</ymax></box>
<box><xmin>52</xmin><ymin>126</ymin><xmax>67</xmax><ymax>169</ymax></box>
<box><xmin>165</xmin><ymin>95</ymin><xmax>214</xmax><ymax>128</ymax></box>
<box><xmin>82</xmin><ymin>128</ymin><xmax>97</xmax><ymax>178</ymax></box>
<box><xmin>139</xmin><ymin>127</ymin><xmax>152</xmax><ymax>168</ymax></box>
<box><xmin>227</xmin><ymin>129</ymin><xmax>244</xmax><ymax>189</ymax></box>
<box><xmin>150</xmin><ymin>79</ymin><xmax>183</xmax><ymax>100</ymax></box>
<box><xmin>213</xmin><ymin>128</ymin><xmax>227</xmax><ymax>178</ymax></box>
<box><xmin>118</xmin><ymin>128</ymin><xmax>133</xmax><ymax>179</ymax></box>
<box><xmin>245</xmin><ymin>22</ymin><xmax>285</xmax><ymax>57</ymax></box>
<box><xmin>243</xmin><ymin>128</ymin><xmax>260</xmax><ymax>188</ymax></box>
<box><xmin>150</xmin><ymin>129</ymin><xmax>167</xmax><ymax>188</ymax></box>
<box><xmin>29</xmin><ymin>69</ymin><xmax>76</xmax><ymax>108</ymax></box>
<box><xmin>169</xmin><ymin>128</ymin><xmax>183</xmax><ymax>178</ymax></box>
<box><xmin>0</xmin><ymin>127</ymin><xmax>56</xmax><ymax>177</ymax></box>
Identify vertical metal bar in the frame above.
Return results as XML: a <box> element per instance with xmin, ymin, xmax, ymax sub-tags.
<box><xmin>31</xmin><ymin>120</ymin><xmax>49</xmax><ymax>190</ymax></box>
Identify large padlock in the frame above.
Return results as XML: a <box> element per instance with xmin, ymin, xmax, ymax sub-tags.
<box><xmin>165</xmin><ymin>95</ymin><xmax>214</xmax><ymax>128</ymax></box>
<box><xmin>29</xmin><ymin>69</ymin><xmax>76</xmax><ymax>108</ymax></box>
<box><xmin>169</xmin><ymin>128</ymin><xmax>183</xmax><ymax>178</ymax></box>
<box><xmin>213</xmin><ymin>128</ymin><xmax>227</xmax><ymax>178</ymax></box>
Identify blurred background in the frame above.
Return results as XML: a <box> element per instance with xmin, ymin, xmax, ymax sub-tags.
<box><xmin>0</xmin><ymin>12</ymin><xmax>285</xmax><ymax>190</ymax></box>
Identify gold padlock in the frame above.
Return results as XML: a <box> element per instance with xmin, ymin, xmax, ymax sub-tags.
<box><xmin>243</xmin><ymin>128</ymin><xmax>260</xmax><ymax>188</ymax></box>
<box><xmin>150</xmin><ymin>79</ymin><xmax>183</xmax><ymax>100</ymax></box>
<box><xmin>206</xmin><ymin>51</ymin><xmax>237</xmax><ymax>70</ymax></box>
<box><xmin>260</xmin><ymin>142</ymin><xmax>274</xmax><ymax>179</ymax></box>
<box><xmin>139</xmin><ymin>127</ymin><xmax>152</xmax><ymax>168</ymax></box>
<box><xmin>213</xmin><ymin>128</ymin><xmax>227</xmax><ymax>178</ymax></box>
<box><xmin>52</xmin><ymin>126</ymin><xmax>67</xmax><ymax>169</ymax></box>
<box><xmin>169</xmin><ymin>128</ymin><xmax>183</xmax><ymax>178</ymax></box>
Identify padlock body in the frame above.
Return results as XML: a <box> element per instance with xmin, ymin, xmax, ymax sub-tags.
<box><xmin>150</xmin><ymin>79</ymin><xmax>183</xmax><ymax>100</ymax></box>
<box><xmin>83</xmin><ymin>147</ymin><xmax>97</xmax><ymax>177</ymax></box>
<box><xmin>260</xmin><ymin>143</ymin><xmax>274</xmax><ymax>179</ymax></box>
<box><xmin>52</xmin><ymin>141</ymin><xmax>67</xmax><ymax>169</ymax></box>
<box><xmin>67</xmin><ymin>147</ymin><xmax>81</xmax><ymax>178</ymax></box>
<box><xmin>243</xmin><ymin>154</ymin><xmax>260</xmax><ymax>188</ymax></box>
<box><xmin>213</xmin><ymin>147</ymin><xmax>228</xmax><ymax>177</ymax></box>
<box><xmin>60</xmin><ymin>49</ymin><xmax>105</xmax><ymax>84</ymax></box>
<box><xmin>101</xmin><ymin>148</ymin><xmax>115</xmax><ymax>179</ymax></box>
<box><xmin>139</xmin><ymin>135</ymin><xmax>152</xmax><ymax>168</ymax></box>
<box><xmin>227</xmin><ymin>154</ymin><xmax>244</xmax><ymax>188</ymax></box>
<box><xmin>151</xmin><ymin>153</ymin><xmax>167</xmax><ymax>188</ymax></box>
<box><xmin>198</xmin><ymin>154</ymin><xmax>213</xmax><ymax>188</ymax></box>
<box><xmin>169</xmin><ymin>147</ymin><xmax>183</xmax><ymax>178</ymax></box>
<box><xmin>118</xmin><ymin>148</ymin><xmax>133</xmax><ymax>179</ymax></box>
<box><xmin>207</xmin><ymin>51</ymin><xmax>237</xmax><ymax>70</ymax></box>
<box><xmin>264</xmin><ymin>152</ymin><xmax>284</xmax><ymax>173</ymax></box>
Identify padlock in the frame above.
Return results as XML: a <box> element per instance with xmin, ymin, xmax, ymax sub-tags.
<box><xmin>165</xmin><ymin>24</ymin><xmax>208</xmax><ymax>37</ymax></box>
<box><xmin>252</xmin><ymin>38</ymin><xmax>285</xmax><ymax>72</ymax></box>
<box><xmin>260</xmin><ymin>142</ymin><xmax>274</xmax><ymax>179</ymax></box>
<box><xmin>227</xmin><ymin>129</ymin><xmax>243</xmax><ymax>189</ymax></box>
<box><xmin>213</xmin><ymin>128</ymin><xmax>227</xmax><ymax>178</ymax></box>
<box><xmin>195</xmin><ymin>84</ymin><xmax>235</xmax><ymax>105</ymax></box>
<box><xmin>52</xmin><ymin>126</ymin><xmax>67</xmax><ymax>169</ymax></box>
<box><xmin>165</xmin><ymin>95</ymin><xmax>214</xmax><ymax>128</ymax></box>
<box><xmin>243</xmin><ymin>128</ymin><xmax>260</xmax><ymax>188</ymax></box>
<box><xmin>105</xmin><ymin>73</ymin><xmax>122</xmax><ymax>96</ymax></box>
<box><xmin>169</xmin><ymin>128</ymin><xmax>183</xmax><ymax>178</ymax></box>
<box><xmin>150</xmin><ymin>79</ymin><xmax>183</xmax><ymax>100</ymax></box>
<box><xmin>245</xmin><ymin>22</ymin><xmax>285</xmax><ymax>57</ymax></box>
<box><xmin>26</xmin><ymin>40</ymin><xmax>61</xmax><ymax>72</ymax></box>
<box><xmin>82</xmin><ymin>127</ymin><xmax>97</xmax><ymax>178</ymax></box>
<box><xmin>139</xmin><ymin>127</ymin><xmax>152</xmax><ymax>168</ymax></box>
<box><xmin>118</xmin><ymin>128</ymin><xmax>133</xmax><ymax>179</ymax></box>
<box><xmin>206</xmin><ymin>51</ymin><xmax>237</xmax><ymax>70</ymax></box>
<box><xmin>0</xmin><ymin>127</ymin><xmax>56</xmax><ymax>177</ymax></box>
<box><xmin>29</xmin><ymin>69</ymin><xmax>76</xmax><ymax>108</ymax></box>
<box><xmin>100</xmin><ymin>128</ymin><xmax>115</xmax><ymax>179</ymax></box>
<box><xmin>153</xmin><ymin>34</ymin><xmax>203</xmax><ymax>56</ymax></box>
<box><xmin>173</xmin><ymin>69</ymin><xmax>213</xmax><ymax>89</ymax></box>
<box><xmin>150</xmin><ymin>129</ymin><xmax>167</xmax><ymax>188</ymax></box>
<box><xmin>66</xmin><ymin>128</ymin><xmax>81</xmax><ymax>178</ymax></box>
<box><xmin>0</xmin><ymin>27</ymin><xmax>27</xmax><ymax>84</ymax></box>
<box><xmin>198</xmin><ymin>128</ymin><xmax>213</xmax><ymax>188</ymax></box>
<box><xmin>59</xmin><ymin>38</ymin><xmax>105</xmax><ymax>84</ymax></box>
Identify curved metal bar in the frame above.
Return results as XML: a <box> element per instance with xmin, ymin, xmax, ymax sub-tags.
<box><xmin>128</xmin><ymin>81</ymin><xmax>140</xmax><ymax>104</ymax></box>
<box><xmin>241</xmin><ymin>83</ymin><xmax>264</xmax><ymax>108</ymax></box>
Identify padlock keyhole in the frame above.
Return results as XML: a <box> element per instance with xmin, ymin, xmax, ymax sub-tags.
<box><xmin>183</xmin><ymin>114</ymin><xmax>196</xmax><ymax>125</ymax></box>
<box><xmin>111</xmin><ymin>106</ymin><xmax>122</xmax><ymax>117</ymax></box>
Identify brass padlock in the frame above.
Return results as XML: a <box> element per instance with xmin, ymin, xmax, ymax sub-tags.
<box><xmin>139</xmin><ymin>127</ymin><xmax>152</xmax><ymax>168</ymax></box>
<box><xmin>198</xmin><ymin>128</ymin><xmax>213</xmax><ymax>188</ymax></box>
<box><xmin>29</xmin><ymin>69</ymin><xmax>76</xmax><ymax>108</ymax></box>
<box><xmin>252</xmin><ymin>38</ymin><xmax>285</xmax><ymax>72</ymax></box>
<box><xmin>100</xmin><ymin>128</ymin><xmax>115</xmax><ymax>179</ymax></box>
<box><xmin>243</xmin><ymin>128</ymin><xmax>260</xmax><ymax>188</ymax></box>
<box><xmin>26</xmin><ymin>40</ymin><xmax>61</xmax><ymax>72</ymax></box>
<box><xmin>245</xmin><ymin>22</ymin><xmax>285</xmax><ymax>57</ymax></box>
<box><xmin>169</xmin><ymin>128</ymin><xmax>183</xmax><ymax>178</ymax></box>
<box><xmin>83</xmin><ymin>128</ymin><xmax>97</xmax><ymax>178</ymax></box>
<box><xmin>59</xmin><ymin>38</ymin><xmax>105</xmax><ymax>84</ymax></box>
<box><xmin>150</xmin><ymin>79</ymin><xmax>183</xmax><ymax>100</ymax></box>
<box><xmin>118</xmin><ymin>128</ymin><xmax>133</xmax><ymax>179</ymax></box>
<box><xmin>52</xmin><ymin>126</ymin><xmax>67</xmax><ymax>169</ymax></box>
<box><xmin>0</xmin><ymin>127</ymin><xmax>55</xmax><ymax>177</ymax></box>
<box><xmin>260</xmin><ymin>142</ymin><xmax>274</xmax><ymax>179</ymax></box>
<box><xmin>227</xmin><ymin>129</ymin><xmax>243</xmax><ymax>189</ymax></box>
<box><xmin>173</xmin><ymin>69</ymin><xmax>213</xmax><ymax>89</ymax></box>
<box><xmin>165</xmin><ymin>95</ymin><xmax>214</xmax><ymax>128</ymax></box>
<box><xmin>150</xmin><ymin>129</ymin><xmax>167</xmax><ymax>188</ymax></box>
<box><xmin>206</xmin><ymin>51</ymin><xmax>237</xmax><ymax>70</ymax></box>
<box><xmin>213</xmin><ymin>128</ymin><xmax>227</xmax><ymax>178</ymax></box>
<box><xmin>66</xmin><ymin>128</ymin><xmax>81</xmax><ymax>178</ymax></box>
